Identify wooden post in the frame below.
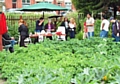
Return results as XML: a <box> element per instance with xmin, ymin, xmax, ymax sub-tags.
<box><xmin>0</xmin><ymin>34</ymin><xmax>2</xmax><ymax>51</ymax></box>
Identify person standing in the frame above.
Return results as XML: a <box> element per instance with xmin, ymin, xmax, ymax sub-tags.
<box><xmin>45</xmin><ymin>19</ymin><xmax>55</xmax><ymax>32</ymax></box>
<box><xmin>61</xmin><ymin>17</ymin><xmax>69</xmax><ymax>40</ymax></box>
<box><xmin>83</xmin><ymin>22</ymin><xmax>88</xmax><ymax>39</ymax></box>
<box><xmin>18</xmin><ymin>19</ymin><xmax>29</xmax><ymax>47</ymax></box>
<box><xmin>69</xmin><ymin>18</ymin><xmax>76</xmax><ymax>39</ymax></box>
<box><xmin>110</xmin><ymin>17</ymin><xmax>120</xmax><ymax>42</ymax></box>
<box><xmin>34</xmin><ymin>17</ymin><xmax>44</xmax><ymax>43</ymax></box>
<box><xmin>110</xmin><ymin>17</ymin><xmax>116</xmax><ymax>39</ymax></box>
<box><xmin>100</xmin><ymin>15</ymin><xmax>110</xmax><ymax>38</ymax></box>
<box><xmin>44</xmin><ymin>19</ymin><xmax>55</xmax><ymax>40</ymax></box>
<box><xmin>35</xmin><ymin>17</ymin><xmax>44</xmax><ymax>32</ymax></box>
<box><xmin>86</xmin><ymin>13</ymin><xmax>95</xmax><ymax>38</ymax></box>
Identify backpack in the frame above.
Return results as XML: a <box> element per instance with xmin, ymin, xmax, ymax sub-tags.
<box><xmin>113</xmin><ymin>21</ymin><xmax>120</xmax><ymax>36</ymax></box>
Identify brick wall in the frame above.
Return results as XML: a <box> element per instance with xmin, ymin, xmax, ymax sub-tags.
<box><xmin>17</xmin><ymin>0</ymin><xmax>22</xmax><ymax>8</ymax></box>
<box><xmin>61</xmin><ymin>1</ymin><xmax>65</xmax><ymax>7</ymax></box>
<box><xmin>5</xmin><ymin>0</ymin><xmax>36</xmax><ymax>9</ymax></box>
<box><xmin>31</xmin><ymin>0</ymin><xmax>36</xmax><ymax>5</ymax></box>
<box><xmin>5</xmin><ymin>0</ymin><xmax>12</xmax><ymax>9</ymax></box>
<box><xmin>72</xmin><ymin>4</ymin><xmax>76</xmax><ymax>11</ymax></box>
<box><xmin>5</xmin><ymin>0</ymin><xmax>76</xmax><ymax>11</ymax></box>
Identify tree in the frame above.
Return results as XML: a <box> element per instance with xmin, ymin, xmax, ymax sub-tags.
<box><xmin>72</xmin><ymin>0</ymin><xmax>120</xmax><ymax>18</ymax></box>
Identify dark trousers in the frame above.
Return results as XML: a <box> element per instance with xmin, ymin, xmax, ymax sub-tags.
<box><xmin>46</xmin><ymin>36</ymin><xmax>52</xmax><ymax>40</ymax></box>
<box><xmin>34</xmin><ymin>37</ymin><xmax>39</xmax><ymax>44</ymax></box>
<box><xmin>65</xmin><ymin>28</ymin><xmax>69</xmax><ymax>40</ymax></box>
<box><xmin>9</xmin><ymin>47</ymin><xmax>14</xmax><ymax>53</ymax></box>
<box><xmin>20</xmin><ymin>35</ymin><xmax>26</xmax><ymax>47</ymax></box>
<box><xmin>70</xmin><ymin>31</ymin><xmax>75</xmax><ymax>39</ymax></box>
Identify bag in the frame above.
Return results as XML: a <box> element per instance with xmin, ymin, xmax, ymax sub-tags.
<box><xmin>69</xmin><ymin>27</ymin><xmax>75</xmax><ymax>31</ymax></box>
<box><xmin>113</xmin><ymin>21</ymin><xmax>120</xmax><ymax>36</ymax></box>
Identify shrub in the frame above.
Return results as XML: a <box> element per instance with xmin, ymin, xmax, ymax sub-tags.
<box><xmin>75</xmin><ymin>31</ymin><xmax>83</xmax><ymax>40</ymax></box>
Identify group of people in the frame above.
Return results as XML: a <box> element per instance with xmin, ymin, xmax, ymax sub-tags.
<box><xmin>2</xmin><ymin>19</ymin><xmax>29</xmax><ymax>53</ymax></box>
<box><xmin>83</xmin><ymin>13</ymin><xmax>120</xmax><ymax>42</ymax></box>
<box><xmin>18</xmin><ymin>16</ymin><xmax>77</xmax><ymax>45</ymax></box>
<box><xmin>34</xmin><ymin>17</ymin><xmax>76</xmax><ymax>43</ymax></box>
<box><xmin>2</xmin><ymin>13</ymin><xmax>120</xmax><ymax>53</ymax></box>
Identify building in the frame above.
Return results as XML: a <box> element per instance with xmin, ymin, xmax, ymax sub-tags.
<box><xmin>35</xmin><ymin>0</ymin><xmax>76</xmax><ymax>11</ymax></box>
<box><xmin>0</xmin><ymin>0</ymin><xmax>5</xmax><ymax>12</ymax></box>
<box><xmin>1</xmin><ymin>0</ymin><xmax>75</xmax><ymax>12</ymax></box>
<box><xmin>5</xmin><ymin>0</ymin><xmax>35</xmax><ymax>9</ymax></box>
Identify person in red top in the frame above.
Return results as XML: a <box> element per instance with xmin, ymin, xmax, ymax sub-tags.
<box><xmin>0</xmin><ymin>12</ymin><xmax>7</xmax><ymax>34</ymax></box>
<box><xmin>83</xmin><ymin>22</ymin><xmax>88</xmax><ymax>39</ymax></box>
<box><xmin>0</xmin><ymin>12</ymin><xmax>8</xmax><ymax>51</ymax></box>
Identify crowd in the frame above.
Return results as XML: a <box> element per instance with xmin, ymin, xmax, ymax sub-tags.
<box><xmin>2</xmin><ymin>12</ymin><xmax>120</xmax><ymax>53</ymax></box>
<box><xmin>83</xmin><ymin>13</ymin><xmax>120</xmax><ymax>42</ymax></box>
<box><xmin>34</xmin><ymin>17</ymin><xmax>76</xmax><ymax>42</ymax></box>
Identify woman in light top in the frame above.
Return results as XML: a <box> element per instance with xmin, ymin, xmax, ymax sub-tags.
<box><xmin>69</xmin><ymin>18</ymin><xmax>76</xmax><ymax>39</ymax></box>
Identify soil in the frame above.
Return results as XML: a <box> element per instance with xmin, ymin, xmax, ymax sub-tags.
<box><xmin>0</xmin><ymin>74</ymin><xmax>6</xmax><ymax>84</ymax></box>
<box><xmin>0</xmin><ymin>80</ymin><xmax>6</xmax><ymax>84</ymax></box>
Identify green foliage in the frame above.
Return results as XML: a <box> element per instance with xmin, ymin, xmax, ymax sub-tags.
<box><xmin>94</xmin><ymin>19</ymin><xmax>101</xmax><ymax>36</ymax></box>
<box><xmin>72</xmin><ymin>0</ymin><xmax>120</xmax><ymax>15</ymax></box>
<box><xmin>76</xmin><ymin>31</ymin><xmax>83</xmax><ymax>40</ymax></box>
<box><xmin>0</xmin><ymin>38</ymin><xmax>120</xmax><ymax>84</ymax></box>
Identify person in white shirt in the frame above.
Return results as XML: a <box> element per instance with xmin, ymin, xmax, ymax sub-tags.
<box><xmin>100</xmin><ymin>15</ymin><xmax>110</xmax><ymax>38</ymax></box>
<box><xmin>86</xmin><ymin>13</ymin><xmax>95</xmax><ymax>38</ymax></box>
<box><xmin>69</xmin><ymin>18</ymin><xmax>76</xmax><ymax>38</ymax></box>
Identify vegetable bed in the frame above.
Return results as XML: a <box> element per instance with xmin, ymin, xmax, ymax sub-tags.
<box><xmin>0</xmin><ymin>38</ymin><xmax>120</xmax><ymax>84</ymax></box>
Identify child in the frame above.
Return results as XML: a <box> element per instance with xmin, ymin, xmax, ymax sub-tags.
<box><xmin>83</xmin><ymin>22</ymin><xmax>88</xmax><ymax>39</ymax></box>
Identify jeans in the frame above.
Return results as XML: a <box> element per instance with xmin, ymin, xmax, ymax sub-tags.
<box><xmin>100</xmin><ymin>30</ymin><xmax>108</xmax><ymax>38</ymax></box>
<box><xmin>112</xmin><ymin>33</ymin><xmax>120</xmax><ymax>42</ymax></box>
<box><xmin>88</xmin><ymin>32</ymin><xmax>94</xmax><ymax>38</ymax></box>
<box><xmin>11</xmin><ymin>40</ymin><xmax>17</xmax><ymax>46</ymax></box>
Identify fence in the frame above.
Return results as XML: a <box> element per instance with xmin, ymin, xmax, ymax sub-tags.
<box><xmin>6</xmin><ymin>14</ymin><xmax>39</xmax><ymax>30</ymax></box>
<box><xmin>6</xmin><ymin>13</ymin><xmax>81</xmax><ymax>39</ymax></box>
<box><xmin>6</xmin><ymin>13</ymin><xmax>42</xmax><ymax>39</ymax></box>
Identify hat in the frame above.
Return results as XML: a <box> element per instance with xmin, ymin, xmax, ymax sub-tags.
<box><xmin>110</xmin><ymin>17</ymin><xmax>114</xmax><ymax>21</ymax></box>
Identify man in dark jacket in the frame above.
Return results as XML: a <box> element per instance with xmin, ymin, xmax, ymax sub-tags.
<box><xmin>35</xmin><ymin>17</ymin><xmax>44</xmax><ymax>32</ymax></box>
<box><xmin>110</xmin><ymin>17</ymin><xmax>120</xmax><ymax>42</ymax></box>
<box><xmin>2</xmin><ymin>33</ymin><xmax>14</xmax><ymax>53</ymax></box>
<box><xmin>34</xmin><ymin>17</ymin><xmax>44</xmax><ymax>43</ymax></box>
<box><xmin>113</xmin><ymin>21</ymin><xmax>120</xmax><ymax>42</ymax></box>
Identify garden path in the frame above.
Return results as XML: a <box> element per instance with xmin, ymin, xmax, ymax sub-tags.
<box><xmin>0</xmin><ymin>74</ymin><xmax>6</xmax><ymax>84</ymax></box>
